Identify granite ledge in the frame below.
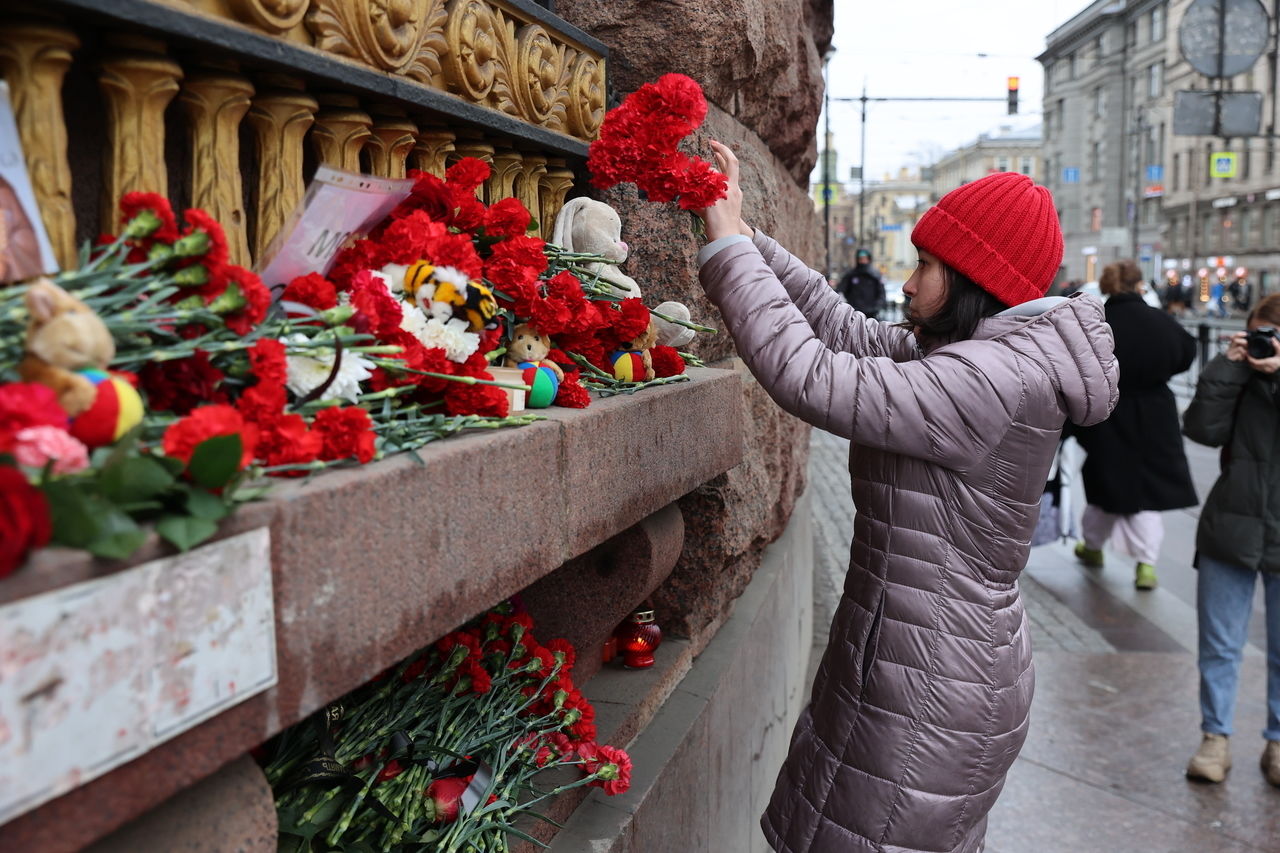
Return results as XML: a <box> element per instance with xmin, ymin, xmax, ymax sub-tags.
<box><xmin>0</xmin><ymin>367</ymin><xmax>745</xmax><ymax>853</ymax></box>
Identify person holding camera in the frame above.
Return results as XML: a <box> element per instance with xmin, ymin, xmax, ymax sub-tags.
<box><xmin>1183</xmin><ymin>293</ymin><xmax>1280</xmax><ymax>785</ymax></box>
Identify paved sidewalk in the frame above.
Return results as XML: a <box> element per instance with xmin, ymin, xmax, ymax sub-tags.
<box><xmin>804</xmin><ymin>427</ymin><xmax>1280</xmax><ymax>853</ymax></box>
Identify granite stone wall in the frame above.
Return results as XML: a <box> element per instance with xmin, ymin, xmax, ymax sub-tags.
<box><xmin>556</xmin><ymin>0</ymin><xmax>833</xmax><ymax>639</ymax></box>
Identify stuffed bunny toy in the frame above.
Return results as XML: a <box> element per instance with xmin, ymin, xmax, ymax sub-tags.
<box><xmin>19</xmin><ymin>278</ymin><xmax>116</xmax><ymax>416</ymax></box>
<box><xmin>551</xmin><ymin>198</ymin><xmax>697</xmax><ymax>349</ymax></box>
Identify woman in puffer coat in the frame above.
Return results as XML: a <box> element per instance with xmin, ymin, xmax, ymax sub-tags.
<box><xmin>694</xmin><ymin>143</ymin><xmax>1118</xmax><ymax>853</ymax></box>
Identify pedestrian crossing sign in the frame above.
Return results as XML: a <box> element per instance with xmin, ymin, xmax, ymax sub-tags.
<box><xmin>1210</xmin><ymin>152</ymin><xmax>1238</xmax><ymax>178</ymax></box>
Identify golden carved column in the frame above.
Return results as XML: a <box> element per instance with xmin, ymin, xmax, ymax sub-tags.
<box><xmin>539</xmin><ymin>158</ymin><xmax>576</xmax><ymax>239</ymax></box>
<box><xmin>0</xmin><ymin>24</ymin><xmax>79</xmax><ymax>267</ymax></box>
<box><xmin>365</xmin><ymin>110</ymin><xmax>418</xmax><ymax>179</ymax></box>
<box><xmin>409</xmin><ymin>127</ymin><xmax>455</xmax><ymax>178</ymax></box>
<box><xmin>450</xmin><ymin>135</ymin><xmax>495</xmax><ymax>202</ymax></box>
<box><xmin>312</xmin><ymin>94</ymin><xmax>372</xmax><ymax>172</ymax></box>
<box><xmin>246</xmin><ymin>79</ymin><xmax>316</xmax><ymax>259</ymax></box>
<box><xmin>180</xmin><ymin>72</ymin><xmax>254</xmax><ymax>266</ymax></box>
<box><xmin>97</xmin><ymin>36</ymin><xmax>183</xmax><ymax>234</ymax></box>
<box><xmin>516</xmin><ymin>153</ymin><xmax>547</xmax><ymax>228</ymax></box>
<box><xmin>488</xmin><ymin>146</ymin><xmax>523</xmax><ymax>202</ymax></box>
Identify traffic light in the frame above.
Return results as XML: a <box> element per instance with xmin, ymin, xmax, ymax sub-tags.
<box><xmin>1007</xmin><ymin>77</ymin><xmax>1019</xmax><ymax>115</ymax></box>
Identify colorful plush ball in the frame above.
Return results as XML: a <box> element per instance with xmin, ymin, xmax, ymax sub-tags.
<box><xmin>518</xmin><ymin>361</ymin><xmax>561</xmax><ymax>408</ymax></box>
<box><xmin>609</xmin><ymin>351</ymin><xmax>646</xmax><ymax>383</ymax></box>
<box><xmin>69</xmin><ymin>369</ymin><xmax>144</xmax><ymax>448</ymax></box>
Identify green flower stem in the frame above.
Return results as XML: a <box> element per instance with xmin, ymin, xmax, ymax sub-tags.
<box><xmin>366</xmin><ymin>358</ymin><xmax>531</xmax><ymax>391</ymax></box>
<box><xmin>648</xmin><ymin>309</ymin><xmax>718</xmax><ymax>334</ymax></box>
<box><xmin>678</xmin><ymin>350</ymin><xmax>706</xmax><ymax>367</ymax></box>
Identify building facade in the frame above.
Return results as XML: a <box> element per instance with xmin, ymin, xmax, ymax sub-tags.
<box><xmin>929</xmin><ymin>125</ymin><xmax>1044</xmax><ymax>197</ymax></box>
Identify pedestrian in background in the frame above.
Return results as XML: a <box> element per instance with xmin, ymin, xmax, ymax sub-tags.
<box><xmin>835</xmin><ymin>247</ymin><xmax>885</xmax><ymax>318</ymax></box>
<box><xmin>1073</xmin><ymin>259</ymin><xmax>1198</xmax><ymax>589</ymax></box>
<box><xmin>694</xmin><ymin>145</ymin><xmax>1118</xmax><ymax>853</ymax></box>
<box><xmin>1183</xmin><ymin>293</ymin><xmax>1280</xmax><ymax>786</ymax></box>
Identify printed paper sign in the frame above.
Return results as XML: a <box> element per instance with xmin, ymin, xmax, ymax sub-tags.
<box><xmin>0</xmin><ymin>528</ymin><xmax>277</xmax><ymax>824</ymax></box>
<box><xmin>256</xmin><ymin>166</ymin><xmax>415</xmax><ymax>288</ymax></box>
<box><xmin>0</xmin><ymin>81</ymin><xmax>59</xmax><ymax>283</ymax></box>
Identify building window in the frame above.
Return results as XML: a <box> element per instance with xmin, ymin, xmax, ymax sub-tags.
<box><xmin>1224</xmin><ymin>212</ymin><xmax>1236</xmax><ymax>249</ymax></box>
<box><xmin>1127</xmin><ymin>21</ymin><xmax>1137</xmax><ymax>47</ymax></box>
<box><xmin>1090</xmin><ymin>141</ymin><xmax>1102</xmax><ymax>181</ymax></box>
<box><xmin>1129</xmin><ymin>76</ymin><xmax>1140</xmax><ymax>111</ymax></box>
<box><xmin>996</xmin><ymin>156</ymin><xmax>1011</xmax><ymax>172</ymax></box>
<box><xmin>1202</xmin><ymin>211</ymin><xmax>1215</xmax><ymax>249</ymax></box>
<box><xmin>1173</xmin><ymin>152</ymin><xmax>1180</xmax><ymax>190</ymax></box>
<box><xmin>1094</xmin><ymin>35</ymin><xmax>1105</xmax><ymax>63</ymax></box>
<box><xmin>1020</xmin><ymin>156</ymin><xmax>1033</xmax><ymax>176</ymax></box>
<box><xmin>1148</xmin><ymin>62</ymin><xmax>1163</xmax><ymax>98</ymax></box>
<box><xmin>1244</xmin><ymin>143</ymin><xmax>1252</xmax><ymax>180</ymax></box>
<box><xmin>1151</xmin><ymin>5</ymin><xmax>1165</xmax><ymax>42</ymax></box>
<box><xmin>1242</xmin><ymin>206</ymin><xmax>1256</xmax><ymax>248</ymax></box>
<box><xmin>1069</xmin><ymin>52</ymin><xmax>1077</xmax><ymax>78</ymax></box>
<box><xmin>1094</xmin><ymin>86</ymin><xmax>1106</xmax><ymax>118</ymax></box>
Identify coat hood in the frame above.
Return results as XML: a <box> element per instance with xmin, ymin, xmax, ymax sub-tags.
<box><xmin>975</xmin><ymin>293</ymin><xmax>1119</xmax><ymax>427</ymax></box>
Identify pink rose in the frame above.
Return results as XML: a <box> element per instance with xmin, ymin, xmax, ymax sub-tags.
<box><xmin>13</xmin><ymin>426</ymin><xmax>90</xmax><ymax>475</ymax></box>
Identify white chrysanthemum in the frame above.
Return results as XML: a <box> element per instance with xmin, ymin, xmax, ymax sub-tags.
<box><xmin>377</xmin><ymin>264</ymin><xmax>408</xmax><ymax>295</ymax></box>
<box><xmin>402</xmin><ymin>309</ymin><xmax>479</xmax><ymax>363</ymax></box>
<box><xmin>432</xmin><ymin>265</ymin><xmax>470</xmax><ymax>289</ymax></box>
<box><xmin>284</xmin><ymin>334</ymin><xmax>374</xmax><ymax>403</ymax></box>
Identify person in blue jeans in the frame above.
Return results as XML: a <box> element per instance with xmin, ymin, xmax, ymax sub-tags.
<box><xmin>1182</xmin><ymin>292</ymin><xmax>1280</xmax><ymax>784</ymax></box>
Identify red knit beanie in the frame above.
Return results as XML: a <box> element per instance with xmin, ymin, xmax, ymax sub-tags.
<box><xmin>911</xmin><ymin>172</ymin><xmax>1063</xmax><ymax>306</ymax></box>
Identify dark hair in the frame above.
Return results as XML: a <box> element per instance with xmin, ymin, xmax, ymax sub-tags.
<box><xmin>904</xmin><ymin>265</ymin><xmax>1006</xmax><ymax>348</ymax></box>
<box><xmin>1250</xmin><ymin>292</ymin><xmax>1280</xmax><ymax>326</ymax></box>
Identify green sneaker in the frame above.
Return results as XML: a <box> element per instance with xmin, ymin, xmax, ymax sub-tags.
<box><xmin>1074</xmin><ymin>542</ymin><xmax>1104</xmax><ymax>569</ymax></box>
<box><xmin>1135</xmin><ymin>562</ymin><xmax>1157</xmax><ymax>590</ymax></box>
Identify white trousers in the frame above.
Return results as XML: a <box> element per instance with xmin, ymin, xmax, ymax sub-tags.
<box><xmin>1081</xmin><ymin>505</ymin><xmax>1164</xmax><ymax>565</ymax></box>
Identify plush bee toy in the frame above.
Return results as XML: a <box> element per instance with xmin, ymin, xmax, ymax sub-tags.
<box><xmin>400</xmin><ymin>260</ymin><xmax>497</xmax><ymax>333</ymax></box>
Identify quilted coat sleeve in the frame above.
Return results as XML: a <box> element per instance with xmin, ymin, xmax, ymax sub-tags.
<box><xmin>750</xmin><ymin>231</ymin><xmax>918</xmax><ymax>361</ymax></box>
<box><xmin>702</xmin><ymin>240</ymin><xmax>1019</xmax><ymax>469</ymax></box>
<box><xmin>1183</xmin><ymin>353</ymin><xmax>1252</xmax><ymax>447</ymax></box>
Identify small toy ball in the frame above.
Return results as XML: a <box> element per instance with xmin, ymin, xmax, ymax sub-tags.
<box><xmin>68</xmin><ymin>369</ymin><xmax>144</xmax><ymax>447</ymax></box>
<box><xmin>518</xmin><ymin>361</ymin><xmax>561</xmax><ymax>408</ymax></box>
<box><xmin>609</xmin><ymin>351</ymin><xmax>646</xmax><ymax>383</ymax></box>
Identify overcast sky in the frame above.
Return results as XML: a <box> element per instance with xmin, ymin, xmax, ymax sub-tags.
<box><xmin>820</xmin><ymin>0</ymin><xmax>1092</xmax><ymax>185</ymax></box>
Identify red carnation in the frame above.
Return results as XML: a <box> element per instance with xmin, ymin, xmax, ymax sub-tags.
<box><xmin>0</xmin><ymin>383</ymin><xmax>68</xmax><ymax>450</ymax></box>
<box><xmin>255</xmin><ymin>413</ymin><xmax>322</xmax><ymax>472</ymax></box>
<box><xmin>602</xmin><ymin>298</ymin><xmax>651</xmax><ymax>344</ymax></box>
<box><xmin>0</xmin><ymin>465</ymin><xmax>52</xmax><ymax>578</ymax></box>
<box><xmin>545</xmin><ymin>637</ymin><xmax>577</xmax><ymax>673</ymax></box>
<box><xmin>443</xmin><ymin>382</ymin><xmax>509</xmax><ymax>418</ymax></box>
<box><xmin>385</xmin><ymin>170</ymin><xmax>454</xmax><ymax>225</ymax></box>
<box><xmin>119</xmin><ymin>191</ymin><xmax>179</xmax><ymax>242</ymax></box>
<box><xmin>348</xmin><ymin>269</ymin><xmax>404</xmax><ymax>340</ymax></box>
<box><xmin>556</xmin><ymin>374</ymin><xmax>594</xmax><ymax>410</ymax></box>
<box><xmin>163</xmin><ymin>404</ymin><xmax>256</xmax><ymax>470</ymax></box>
<box><xmin>445</xmin><ymin>157</ymin><xmax>491</xmax><ymax>192</ymax></box>
<box><xmin>281</xmin><ymin>272</ymin><xmax>338</xmax><ymax>311</ymax></box>
<box><xmin>139</xmin><ymin>351</ymin><xmax>228</xmax><ymax>415</ymax></box>
<box><xmin>312</xmin><ymin>406</ymin><xmax>377</xmax><ymax>463</ymax></box>
<box><xmin>650</xmin><ymin>345</ymin><xmax>686</xmax><ymax>377</ymax></box>
<box><xmin>421</xmin><ymin>227</ymin><xmax>485</xmax><ymax>280</ymax></box>
<box><xmin>236</xmin><ymin>382</ymin><xmax>287</xmax><ymax>428</ymax></box>
<box><xmin>484</xmin><ymin>197</ymin><xmax>532</xmax><ymax>238</ymax></box>
<box><xmin>179</xmin><ymin>208</ymin><xmax>231</xmax><ymax>266</ymax></box>
<box><xmin>221</xmin><ymin>266</ymin><xmax>271</xmax><ymax>335</ymax></box>
<box><xmin>424</xmin><ymin>777</ymin><xmax>471</xmax><ymax>824</ymax></box>
<box><xmin>328</xmin><ymin>239</ymin><xmax>386</xmax><ymax>290</ymax></box>
<box><xmin>577</xmin><ymin>743</ymin><xmax>632</xmax><ymax>796</ymax></box>
<box><xmin>247</xmin><ymin>338</ymin><xmax>288</xmax><ymax>387</ymax></box>
<box><xmin>376</xmin><ymin>760</ymin><xmax>406</xmax><ymax>784</ymax></box>
<box><xmin>489</xmin><ymin>235</ymin><xmax>548</xmax><ymax>272</ymax></box>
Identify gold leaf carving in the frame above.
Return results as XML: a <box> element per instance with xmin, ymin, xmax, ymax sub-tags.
<box><xmin>515</xmin><ymin>153</ymin><xmax>545</xmax><ymax>228</ymax></box>
<box><xmin>566</xmin><ymin>52</ymin><xmax>605</xmax><ymax>140</ymax></box>
<box><xmin>98</xmin><ymin>48</ymin><xmax>183</xmax><ymax>234</ymax></box>
<box><xmin>0</xmin><ymin>24</ymin><xmax>80</xmax><ymax>267</ymax></box>
<box><xmin>246</xmin><ymin>89</ymin><xmax>316</xmax><ymax>260</ymax></box>
<box><xmin>307</xmin><ymin>0</ymin><xmax>448</xmax><ymax>82</ymax></box>
<box><xmin>513</xmin><ymin>24</ymin><xmax>569</xmax><ymax>132</ymax></box>
<box><xmin>489</xmin><ymin>147</ymin><xmax>523</xmax><ymax>201</ymax></box>
<box><xmin>180</xmin><ymin>73</ymin><xmax>254</xmax><ymax>266</ymax></box>
<box><xmin>410</xmin><ymin>128</ymin><xmax>456</xmax><ymax>177</ymax></box>
<box><xmin>228</xmin><ymin>0</ymin><xmax>308</xmax><ymax>35</ymax></box>
<box><xmin>313</xmin><ymin>99</ymin><xmax>373</xmax><ymax>173</ymax></box>
<box><xmin>443</xmin><ymin>0</ymin><xmax>519</xmax><ymax>119</ymax></box>
<box><xmin>366</xmin><ymin>116</ymin><xmax>418</xmax><ymax>179</ymax></box>
<box><xmin>539</xmin><ymin>159</ymin><xmax>575</xmax><ymax>239</ymax></box>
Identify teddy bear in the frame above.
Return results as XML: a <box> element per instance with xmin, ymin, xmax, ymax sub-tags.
<box><xmin>504</xmin><ymin>323</ymin><xmax>564</xmax><ymax>408</ymax></box>
<box><xmin>608</xmin><ymin>319</ymin><xmax>658</xmax><ymax>383</ymax></box>
<box><xmin>19</xmin><ymin>278</ymin><xmax>117</xmax><ymax>416</ymax></box>
<box><xmin>551</xmin><ymin>198</ymin><xmax>697</xmax><ymax>349</ymax></box>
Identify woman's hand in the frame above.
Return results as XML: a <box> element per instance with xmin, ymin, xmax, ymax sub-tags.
<box><xmin>1246</xmin><ymin>333</ymin><xmax>1280</xmax><ymax>375</ymax></box>
<box><xmin>692</xmin><ymin>140</ymin><xmax>753</xmax><ymax>241</ymax></box>
<box><xmin>1225</xmin><ymin>331</ymin><xmax>1248</xmax><ymax>362</ymax></box>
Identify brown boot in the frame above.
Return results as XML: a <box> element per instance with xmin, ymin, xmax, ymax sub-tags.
<box><xmin>1187</xmin><ymin>733</ymin><xmax>1231</xmax><ymax>783</ymax></box>
<box><xmin>1261</xmin><ymin>741</ymin><xmax>1280</xmax><ymax>787</ymax></box>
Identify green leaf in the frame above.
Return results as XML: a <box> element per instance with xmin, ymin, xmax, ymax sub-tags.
<box><xmin>182</xmin><ymin>486</ymin><xmax>230</xmax><ymax>521</ymax></box>
<box><xmin>98</xmin><ymin>455</ymin><xmax>175</xmax><ymax>504</ymax></box>
<box><xmin>156</xmin><ymin>515</ymin><xmax>219</xmax><ymax>552</ymax></box>
<box><xmin>229</xmin><ymin>485</ymin><xmax>271</xmax><ymax>504</ymax></box>
<box><xmin>85</xmin><ymin>510</ymin><xmax>147</xmax><ymax>560</ymax></box>
<box><xmin>187</xmin><ymin>433</ymin><xmax>243</xmax><ymax>490</ymax></box>
<box><xmin>42</xmin><ymin>479</ymin><xmax>103</xmax><ymax>548</ymax></box>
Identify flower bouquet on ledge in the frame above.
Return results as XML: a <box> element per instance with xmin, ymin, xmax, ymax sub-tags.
<box><xmin>263</xmin><ymin>602</ymin><xmax>631</xmax><ymax>852</ymax></box>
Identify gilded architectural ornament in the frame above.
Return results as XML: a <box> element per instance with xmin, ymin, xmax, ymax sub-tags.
<box><xmin>180</xmin><ymin>73</ymin><xmax>255</xmax><ymax>266</ymax></box>
<box><xmin>512</xmin><ymin>23</ymin><xmax>571</xmax><ymax>131</ymax></box>
<box><xmin>488</xmin><ymin>146</ymin><xmax>523</xmax><ymax>202</ymax></box>
<box><xmin>312</xmin><ymin>94</ymin><xmax>373</xmax><ymax>173</ymax></box>
<box><xmin>98</xmin><ymin>41</ymin><xmax>183</xmax><ymax>233</ymax></box>
<box><xmin>515</xmin><ymin>153</ymin><xmax>546</xmax><ymax>228</ymax></box>
<box><xmin>246</xmin><ymin>87</ymin><xmax>317</xmax><ymax>259</ymax></box>
<box><xmin>0</xmin><ymin>23</ymin><xmax>80</xmax><ymax>267</ymax></box>
<box><xmin>306</xmin><ymin>0</ymin><xmax>448</xmax><ymax>82</ymax></box>
<box><xmin>366</xmin><ymin>114</ymin><xmax>419</xmax><ymax>179</ymax></box>
<box><xmin>539</xmin><ymin>158</ymin><xmax>575</xmax><ymax>239</ymax></box>
<box><xmin>228</xmin><ymin>0</ymin><xmax>308</xmax><ymax>35</ymax></box>
<box><xmin>566</xmin><ymin>52</ymin><xmax>605</xmax><ymax>141</ymax></box>
<box><xmin>409</xmin><ymin>128</ymin><xmax>456</xmax><ymax>177</ymax></box>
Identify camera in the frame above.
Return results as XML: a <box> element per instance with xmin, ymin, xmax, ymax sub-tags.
<box><xmin>1247</xmin><ymin>326</ymin><xmax>1278</xmax><ymax>359</ymax></box>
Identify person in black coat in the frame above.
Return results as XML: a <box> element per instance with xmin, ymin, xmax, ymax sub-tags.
<box><xmin>836</xmin><ymin>248</ymin><xmax>885</xmax><ymax>318</ymax></box>
<box><xmin>1073</xmin><ymin>259</ymin><xmax>1198</xmax><ymax>589</ymax></box>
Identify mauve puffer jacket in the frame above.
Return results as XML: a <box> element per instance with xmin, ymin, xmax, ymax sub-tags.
<box><xmin>700</xmin><ymin>232</ymin><xmax>1118</xmax><ymax>853</ymax></box>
